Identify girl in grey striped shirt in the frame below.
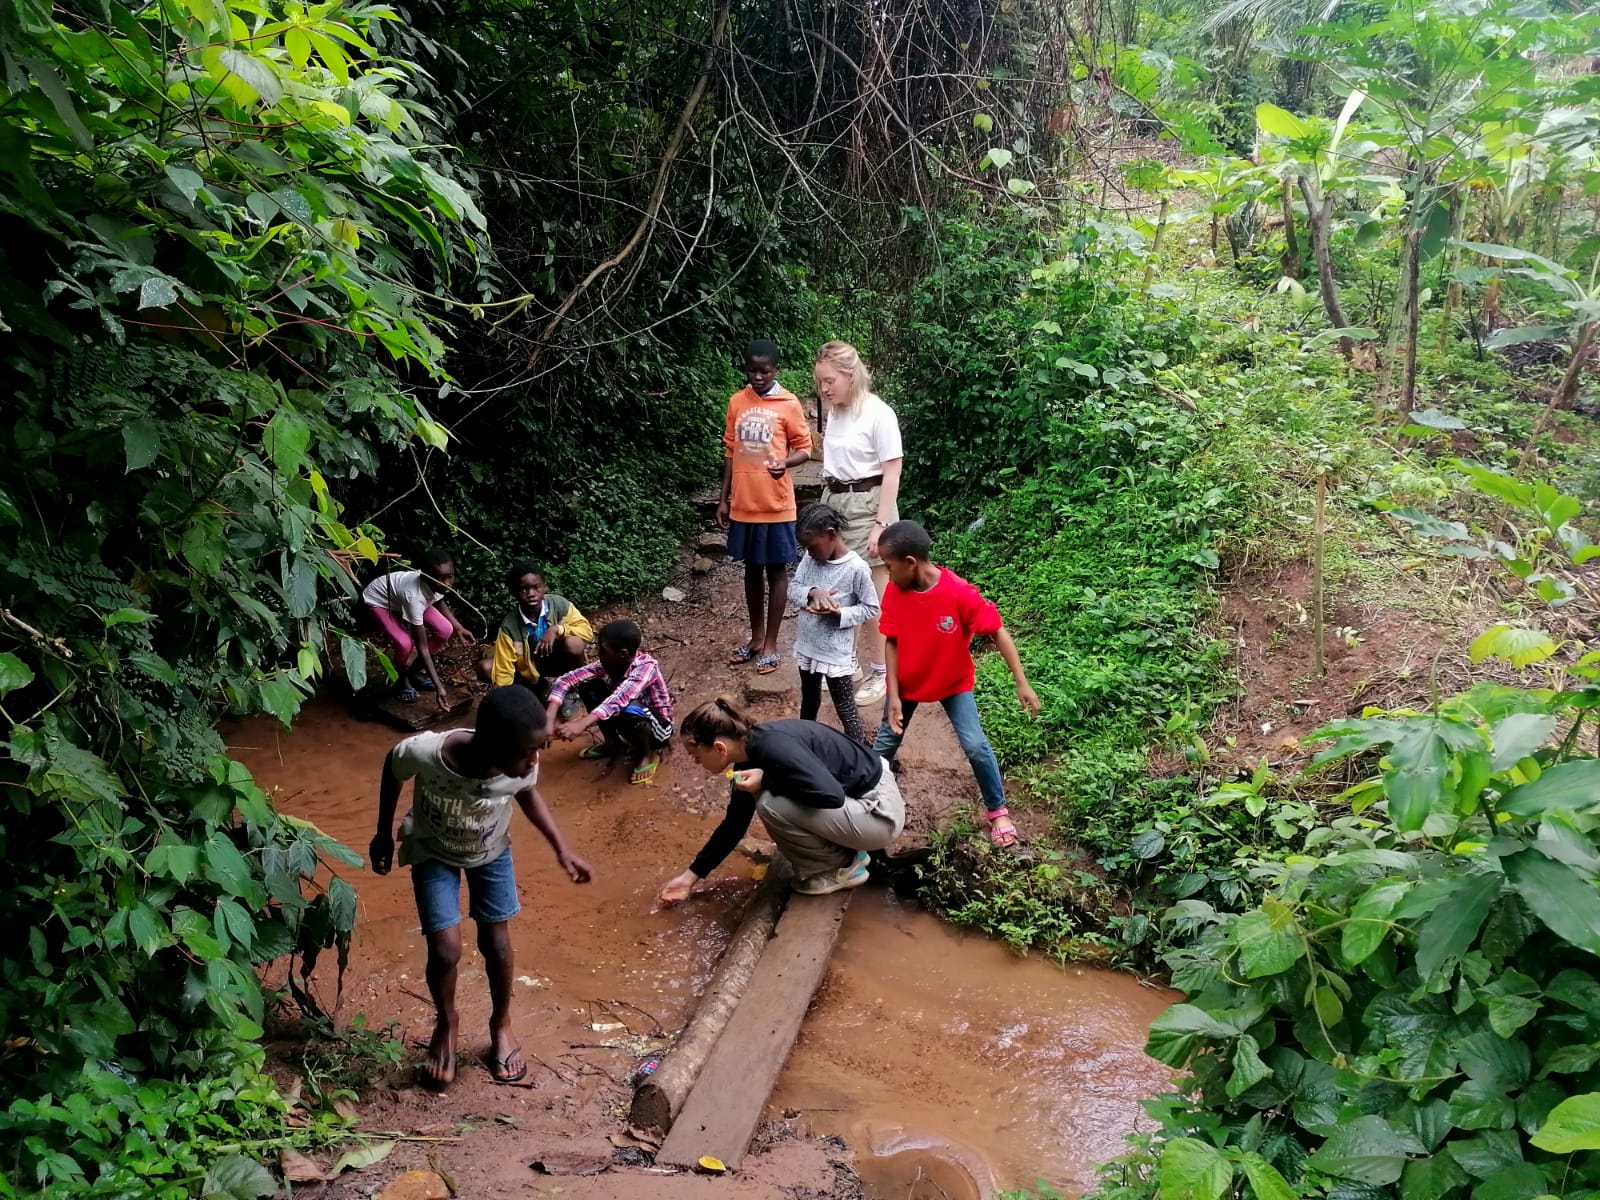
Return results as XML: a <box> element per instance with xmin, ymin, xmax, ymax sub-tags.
<box><xmin>789</xmin><ymin>504</ymin><xmax>880</xmax><ymax>743</ymax></box>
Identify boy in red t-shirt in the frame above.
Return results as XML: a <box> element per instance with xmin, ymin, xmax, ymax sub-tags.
<box><xmin>871</xmin><ymin>520</ymin><xmax>1040</xmax><ymax>847</ymax></box>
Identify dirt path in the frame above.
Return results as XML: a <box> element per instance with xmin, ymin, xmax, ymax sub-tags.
<box><xmin>230</xmin><ymin>558</ymin><xmax>1174</xmax><ymax>1198</ymax></box>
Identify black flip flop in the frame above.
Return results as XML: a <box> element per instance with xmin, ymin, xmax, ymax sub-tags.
<box><xmin>487</xmin><ymin>1053</ymin><xmax>528</xmax><ymax>1085</ymax></box>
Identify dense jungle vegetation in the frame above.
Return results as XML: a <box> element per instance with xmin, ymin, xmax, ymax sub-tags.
<box><xmin>2</xmin><ymin>0</ymin><xmax>1600</xmax><ymax>1194</ymax></box>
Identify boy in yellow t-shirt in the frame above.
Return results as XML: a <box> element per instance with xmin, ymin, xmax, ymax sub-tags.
<box><xmin>717</xmin><ymin>340</ymin><xmax>812</xmax><ymax>676</ymax></box>
<box><xmin>478</xmin><ymin>562</ymin><xmax>595</xmax><ymax>712</ymax></box>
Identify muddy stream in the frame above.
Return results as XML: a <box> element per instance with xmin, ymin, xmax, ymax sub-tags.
<box><xmin>230</xmin><ymin>577</ymin><xmax>1175</xmax><ymax>1198</ymax></box>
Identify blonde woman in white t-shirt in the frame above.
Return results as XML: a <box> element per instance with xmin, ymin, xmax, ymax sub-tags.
<box><xmin>813</xmin><ymin>340</ymin><xmax>903</xmax><ymax>707</ymax></box>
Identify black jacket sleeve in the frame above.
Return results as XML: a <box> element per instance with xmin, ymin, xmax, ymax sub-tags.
<box><xmin>689</xmin><ymin>788</ymin><xmax>756</xmax><ymax>878</ymax></box>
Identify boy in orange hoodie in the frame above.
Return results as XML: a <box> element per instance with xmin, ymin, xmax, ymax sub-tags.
<box><xmin>717</xmin><ymin>340</ymin><xmax>812</xmax><ymax>675</ymax></box>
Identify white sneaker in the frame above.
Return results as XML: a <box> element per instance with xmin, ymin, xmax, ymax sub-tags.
<box><xmin>855</xmin><ymin>672</ymin><xmax>887</xmax><ymax>706</ymax></box>
<box><xmin>794</xmin><ymin>857</ymin><xmax>871</xmax><ymax>896</ymax></box>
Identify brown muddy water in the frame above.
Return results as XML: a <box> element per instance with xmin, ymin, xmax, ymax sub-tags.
<box><xmin>780</xmin><ymin>889</ymin><xmax>1174</xmax><ymax>1197</ymax></box>
<box><xmin>230</xmin><ymin>630</ymin><xmax>1174</xmax><ymax>1198</ymax></box>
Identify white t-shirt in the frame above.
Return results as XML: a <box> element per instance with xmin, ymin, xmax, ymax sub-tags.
<box><xmin>390</xmin><ymin>730</ymin><xmax>539</xmax><ymax>868</ymax></box>
<box><xmin>363</xmin><ymin>569</ymin><xmax>441</xmax><ymax>627</ymax></box>
<box><xmin>822</xmin><ymin>392</ymin><xmax>903</xmax><ymax>482</ymax></box>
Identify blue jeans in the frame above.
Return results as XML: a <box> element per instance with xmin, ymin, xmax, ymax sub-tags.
<box><xmin>411</xmin><ymin>848</ymin><xmax>520</xmax><ymax>934</ymax></box>
<box><xmin>872</xmin><ymin>690</ymin><xmax>1006</xmax><ymax>812</ymax></box>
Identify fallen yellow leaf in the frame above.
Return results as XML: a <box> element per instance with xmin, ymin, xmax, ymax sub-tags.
<box><xmin>697</xmin><ymin>1155</ymin><xmax>727</xmax><ymax>1174</ymax></box>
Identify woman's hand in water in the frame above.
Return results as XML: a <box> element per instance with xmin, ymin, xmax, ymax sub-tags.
<box><xmin>657</xmin><ymin>871</ymin><xmax>698</xmax><ymax>906</ymax></box>
<box><xmin>729</xmin><ymin>768</ymin><xmax>764</xmax><ymax>794</ymax></box>
<box><xmin>369</xmin><ymin>833</ymin><xmax>394</xmax><ymax>875</ymax></box>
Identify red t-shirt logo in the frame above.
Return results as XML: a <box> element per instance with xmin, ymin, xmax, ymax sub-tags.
<box><xmin>937</xmin><ymin>615</ymin><xmax>957</xmax><ymax>633</ymax></box>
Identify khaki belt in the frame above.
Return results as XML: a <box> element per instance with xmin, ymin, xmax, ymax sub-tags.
<box><xmin>823</xmin><ymin>475</ymin><xmax>883</xmax><ymax>494</ymax></box>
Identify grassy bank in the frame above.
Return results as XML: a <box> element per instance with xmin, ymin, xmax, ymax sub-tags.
<box><xmin>892</xmin><ymin>233</ymin><xmax>1600</xmax><ymax>963</ymax></box>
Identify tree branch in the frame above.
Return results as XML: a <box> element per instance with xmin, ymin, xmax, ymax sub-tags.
<box><xmin>528</xmin><ymin>0</ymin><xmax>732</xmax><ymax>363</ymax></box>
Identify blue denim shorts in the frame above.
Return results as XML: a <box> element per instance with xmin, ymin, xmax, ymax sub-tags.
<box><xmin>411</xmin><ymin>848</ymin><xmax>520</xmax><ymax>934</ymax></box>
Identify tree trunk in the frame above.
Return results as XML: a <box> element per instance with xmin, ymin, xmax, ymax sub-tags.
<box><xmin>1297</xmin><ymin>176</ymin><xmax>1352</xmax><ymax>358</ymax></box>
<box><xmin>1279</xmin><ymin>177</ymin><xmax>1302</xmax><ymax>280</ymax></box>
<box><xmin>1438</xmin><ymin>197</ymin><xmax>1466</xmax><ymax>354</ymax></box>
<box><xmin>656</xmin><ymin>889</ymin><xmax>852</xmax><ymax>1170</ymax></box>
<box><xmin>1143</xmin><ymin>196</ymin><xmax>1170</xmax><ymax>288</ymax></box>
<box><xmin>1553</xmin><ymin>322</ymin><xmax>1596</xmax><ymax>412</ymax></box>
<box><xmin>629</xmin><ymin>862</ymin><xmax>791</xmax><ymax>1134</ymax></box>
<box><xmin>1398</xmin><ymin>216</ymin><xmax>1424</xmax><ymax>417</ymax></box>
<box><xmin>1521</xmin><ymin>321</ymin><xmax>1597</xmax><ymax>459</ymax></box>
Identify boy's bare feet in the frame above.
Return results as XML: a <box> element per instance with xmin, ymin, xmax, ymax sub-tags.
<box><xmin>487</xmin><ymin>1017</ymin><xmax>527</xmax><ymax>1084</ymax></box>
<box><xmin>421</xmin><ymin>1009</ymin><xmax>457</xmax><ymax>1091</ymax></box>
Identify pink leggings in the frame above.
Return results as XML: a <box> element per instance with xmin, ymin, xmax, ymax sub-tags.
<box><xmin>368</xmin><ymin>605</ymin><xmax>451</xmax><ymax>666</ymax></box>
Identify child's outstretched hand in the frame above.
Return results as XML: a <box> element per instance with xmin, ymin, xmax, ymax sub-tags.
<box><xmin>434</xmin><ymin>687</ymin><xmax>452</xmax><ymax>712</ymax></box>
<box><xmin>1017</xmin><ymin>682</ymin><xmax>1041</xmax><ymax>716</ymax></box>
<box><xmin>556</xmin><ymin>714</ymin><xmax>595</xmax><ymax>742</ymax></box>
<box><xmin>559</xmin><ymin>851</ymin><xmax>594</xmax><ymax>883</ymax></box>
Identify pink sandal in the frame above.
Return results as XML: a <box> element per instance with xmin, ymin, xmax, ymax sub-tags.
<box><xmin>984</xmin><ymin>806</ymin><xmax>1020</xmax><ymax>848</ymax></box>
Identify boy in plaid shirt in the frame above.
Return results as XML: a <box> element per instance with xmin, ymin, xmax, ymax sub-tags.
<box><xmin>547</xmin><ymin>620</ymin><xmax>674</xmax><ymax>786</ymax></box>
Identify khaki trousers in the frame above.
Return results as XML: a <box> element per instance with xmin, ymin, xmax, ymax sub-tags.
<box><xmin>755</xmin><ymin>765</ymin><xmax>905</xmax><ymax>879</ymax></box>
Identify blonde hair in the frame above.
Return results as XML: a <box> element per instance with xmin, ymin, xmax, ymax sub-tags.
<box><xmin>680</xmin><ymin>696</ymin><xmax>754</xmax><ymax>746</ymax></box>
<box><xmin>813</xmin><ymin>340</ymin><xmax>872</xmax><ymax>415</ymax></box>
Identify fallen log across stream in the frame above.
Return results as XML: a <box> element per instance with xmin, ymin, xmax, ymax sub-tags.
<box><xmin>629</xmin><ymin>859</ymin><xmax>794</xmax><ymax>1135</ymax></box>
<box><xmin>653</xmin><ymin>883</ymin><xmax>853</xmax><ymax>1170</ymax></box>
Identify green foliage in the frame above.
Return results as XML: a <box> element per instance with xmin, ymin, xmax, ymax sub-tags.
<box><xmin>889</xmin><ymin>216</ymin><xmax>1385</xmax><ymax>953</ymax></box>
<box><xmin>295</xmin><ymin>1015</ymin><xmax>406</xmax><ymax>1110</ymax></box>
<box><xmin>0</xmin><ymin>0</ymin><xmax>479</xmax><ymax>1190</ymax></box>
<box><xmin>919</xmin><ymin>820</ymin><xmax>1120</xmax><ymax>959</ymax></box>
<box><xmin>895</xmin><ymin>212</ymin><xmax>1194</xmax><ymax>507</ymax></box>
<box><xmin>892</xmin><ymin>212</ymin><xmax>1228</xmax><ymax>771</ymax></box>
<box><xmin>1090</xmin><ymin>681</ymin><xmax>1600</xmax><ymax>1200</ymax></box>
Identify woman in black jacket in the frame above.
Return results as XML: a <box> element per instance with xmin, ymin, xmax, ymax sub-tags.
<box><xmin>656</xmin><ymin>696</ymin><xmax>905</xmax><ymax>904</ymax></box>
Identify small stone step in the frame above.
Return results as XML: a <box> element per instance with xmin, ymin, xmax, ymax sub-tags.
<box><xmin>697</xmin><ymin>531</ymin><xmax>728</xmax><ymax>559</ymax></box>
<box><xmin>743</xmin><ymin>670</ymin><xmax>796</xmax><ymax>703</ymax></box>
